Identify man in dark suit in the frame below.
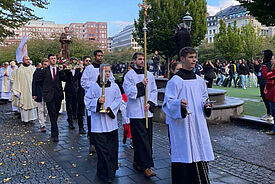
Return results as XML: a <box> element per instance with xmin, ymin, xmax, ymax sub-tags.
<box><xmin>73</xmin><ymin>56</ymin><xmax>91</xmax><ymax>134</ymax></box>
<box><xmin>37</xmin><ymin>54</ymin><xmax>67</xmax><ymax>142</ymax></box>
<box><xmin>173</xmin><ymin>24</ymin><xmax>191</xmax><ymax>60</ymax></box>
<box><xmin>64</xmin><ymin>59</ymin><xmax>78</xmax><ymax>130</ymax></box>
<box><xmin>32</xmin><ymin>58</ymin><xmax>49</xmax><ymax>132</ymax></box>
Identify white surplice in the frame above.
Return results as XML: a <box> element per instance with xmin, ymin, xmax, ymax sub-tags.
<box><xmin>84</xmin><ymin>81</ymin><xmax>121</xmax><ymax>133</ymax></box>
<box><xmin>162</xmin><ymin>75</ymin><xmax>214</xmax><ymax>163</ymax></box>
<box><xmin>122</xmin><ymin>69</ymin><xmax>158</xmax><ymax>118</ymax></box>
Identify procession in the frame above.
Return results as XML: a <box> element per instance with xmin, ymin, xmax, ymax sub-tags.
<box><xmin>0</xmin><ymin>0</ymin><xmax>275</xmax><ymax>184</ymax></box>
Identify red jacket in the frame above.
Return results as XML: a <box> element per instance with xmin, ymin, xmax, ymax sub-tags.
<box><xmin>263</xmin><ymin>66</ymin><xmax>275</xmax><ymax>102</ymax></box>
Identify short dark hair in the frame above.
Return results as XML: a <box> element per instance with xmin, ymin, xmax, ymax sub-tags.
<box><xmin>179</xmin><ymin>47</ymin><xmax>196</xmax><ymax>58</ymax></box>
<box><xmin>263</xmin><ymin>49</ymin><xmax>273</xmax><ymax>63</ymax></box>
<box><xmin>83</xmin><ymin>56</ymin><xmax>91</xmax><ymax>61</ymax></box>
<box><xmin>94</xmin><ymin>50</ymin><xmax>103</xmax><ymax>57</ymax></box>
<box><xmin>48</xmin><ymin>54</ymin><xmax>56</xmax><ymax>59</ymax></box>
<box><xmin>132</xmin><ymin>52</ymin><xmax>144</xmax><ymax>60</ymax></box>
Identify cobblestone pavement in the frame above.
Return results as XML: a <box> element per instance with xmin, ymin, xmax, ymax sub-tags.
<box><xmin>0</xmin><ymin>103</ymin><xmax>274</xmax><ymax>184</ymax></box>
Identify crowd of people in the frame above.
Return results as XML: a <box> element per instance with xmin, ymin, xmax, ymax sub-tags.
<box><xmin>0</xmin><ymin>47</ymin><xmax>274</xmax><ymax>184</ymax></box>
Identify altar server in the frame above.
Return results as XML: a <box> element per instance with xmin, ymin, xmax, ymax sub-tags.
<box><xmin>122</xmin><ymin>52</ymin><xmax>158</xmax><ymax>178</ymax></box>
<box><xmin>162</xmin><ymin>47</ymin><xmax>214</xmax><ymax>184</ymax></box>
<box><xmin>84</xmin><ymin>64</ymin><xmax>121</xmax><ymax>183</ymax></box>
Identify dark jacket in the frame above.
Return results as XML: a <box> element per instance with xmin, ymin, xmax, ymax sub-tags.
<box><xmin>37</xmin><ymin>66</ymin><xmax>66</xmax><ymax>102</ymax></box>
<box><xmin>239</xmin><ymin>64</ymin><xmax>249</xmax><ymax>75</ymax></box>
<box><xmin>173</xmin><ymin>28</ymin><xmax>191</xmax><ymax>53</ymax></box>
<box><xmin>73</xmin><ymin>68</ymin><xmax>85</xmax><ymax>104</ymax></box>
<box><xmin>203</xmin><ymin>64</ymin><xmax>216</xmax><ymax>79</ymax></box>
<box><xmin>64</xmin><ymin>70</ymin><xmax>78</xmax><ymax>94</ymax></box>
<box><xmin>32</xmin><ymin>68</ymin><xmax>43</xmax><ymax>102</ymax></box>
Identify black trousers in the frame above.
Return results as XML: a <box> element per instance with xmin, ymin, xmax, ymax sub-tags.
<box><xmin>77</xmin><ymin>100</ymin><xmax>85</xmax><ymax>129</ymax></box>
<box><xmin>205</xmin><ymin>77</ymin><xmax>213</xmax><ymax>88</ymax></box>
<box><xmin>65</xmin><ymin>92</ymin><xmax>78</xmax><ymax>123</ymax></box>
<box><xmin>260</xmin><ymin>84</ymin><xmax>271</xmax><ymax>115</ymax></box>
<box><xmin>130</xmin><ymin>118</ymin><xmax>154</xmax><ymax>169</ymax></box>
<box><xmin>93</xmin><ymin>129</ymin><xmax>118</xmax><ymax>183</ymax></box>
<box><xmin>46</xmin><ymin>99</ymin><xmax>62</xmax><ymax>137</ymax></box>
<box><xmin>172</xmin><ymin>162</ymin><xmax>210</xmax><ymax>184</ymax></box>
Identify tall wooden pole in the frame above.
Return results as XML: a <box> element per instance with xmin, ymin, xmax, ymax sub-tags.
<box><xmin>138</xmin><ymin>0</ymin><xmax>151</xmax><ymax>129</ymax></box>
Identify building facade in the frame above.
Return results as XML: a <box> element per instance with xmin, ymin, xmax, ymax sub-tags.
<box><xmin>2</xmin><ymin>20</ymin><xmax>108</xmax><ymax>50</ymax></box>
<box><xmin>110</xmin><ymin>24</ymin><xmax>141</xmax><ymax>52</ymax></box>
<box><xmin>2</xmin><ymin>20</ymin><xmax>67</xmax><ymax>46</ymax></box>
<box><xmin>206</xmin><ymin>5</ymin><xmax>275</xmax><ymax>43</ymax></box>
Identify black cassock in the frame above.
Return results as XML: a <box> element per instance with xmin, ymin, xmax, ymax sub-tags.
<box><xmin>93</xmin><ymin>129</ymin><xmax>118</xmax><ymax>183</ymax></box>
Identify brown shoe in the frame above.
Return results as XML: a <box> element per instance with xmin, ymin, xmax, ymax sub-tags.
<box><xmin>41</xmin><ymin>126</ymin><xmax>46</xmax><ymax>132</ymax></box>
<box><xmin>266</xmin><ymin>131</ymin><xmax>275</xmax><ymax>135</ymax></box>
<box><xmin>144</xmin><ymin>168</ymin><xmax>156</xmax><ymax>178</ymax></box>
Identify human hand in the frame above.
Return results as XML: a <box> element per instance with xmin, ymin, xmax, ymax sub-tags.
<box><xmin>181</xmin><ymin>99</ymin><xmax>188</xmax><ymax>108</ymax></box>
<box><xmin>99</xmin><ymin>96</ymin><xmax>105</xmax><ymax>104</ymax></box>
<box><xmin>32</xmin><ymin>96</ymin><xmax>37</xmax><ymax>100</ymax></box>
<box><xmin>144</xmin><ymin>103</ymin><xmax>150</xmax><ymax>112</ymax></box>
<box><xmin>142</xmin><ymin>78</ymin><xmax>148</xmax><ymax>85</ymax></box>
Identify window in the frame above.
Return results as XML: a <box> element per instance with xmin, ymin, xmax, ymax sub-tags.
<box><xmin>209</xmin><ymin>37</ymin><xmax>212</xmax><ymax>43</ymax></box>
<box><xmin>213</xmin><ymin>29</ymin><xmax>216</xmax><ymax>34</ymax></box>
<box><xmin>209</xmin><ymin>30</ymin><xmax>212</xmax><ymax>34</ymax></box>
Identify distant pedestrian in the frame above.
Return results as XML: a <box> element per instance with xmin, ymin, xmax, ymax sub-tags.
<box><xmin>203</xmin><ymin>60</ymin><xmax>216</xmax><ymax>88</ymax></box>
<box><xmin>152</xmin><ymin>51</ymin><xmax>160</xmax><ymax>77</ymax></box>
<box><xmin>263</xmin><ymin>55</ymin><xmax>275</xmax><ymax>135</ymax></box>
<box><xmin>260</xmin><ymin>50</ymin><xmax>273</xmax><ymax>121</ymax></box>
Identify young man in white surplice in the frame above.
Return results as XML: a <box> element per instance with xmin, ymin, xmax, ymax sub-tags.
<box><xmin>162</xmin><ymin>47</ymin><xmax>214</xmax><ymax>184</ymax></box>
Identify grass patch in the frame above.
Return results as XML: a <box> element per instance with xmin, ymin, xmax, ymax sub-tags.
<box><xmin>213</xmin><ymin>86</ymin><xmax>261</xmax><ymax>100</ymax></box>
<box><xmin>213</xmin><ymin>85</ymin><xmax>266</xmax><ymax>117</ymax></box>
<box><xmin>243</xmin><ymin>101</ymin><xmax>266</xmax><ymax>117</ymax></box>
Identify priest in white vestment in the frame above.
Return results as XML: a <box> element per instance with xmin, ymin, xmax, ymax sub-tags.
<box><xmin>12</xmin><ymin>56</ymin><xmax>37</xmax><ymax>123</ymax></box>
<box><xmin>0</xmin><ymin>62</ymin><xmax>12</xmax><ymax>103</ymax></box>
<box><xmin>162</xmin><ymin>47</ymin><xmax>214</xmax><ymax>184</ymax></box>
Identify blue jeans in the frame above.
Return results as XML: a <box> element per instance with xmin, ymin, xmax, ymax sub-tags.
<box><xmin>269</xmin><ymin>101</ymin><xmax>275</xmax><ymax>132</ymax></box>
<box><xmin>217</xmin><ymin>74</ymin><xmax>225</xmax><ymax>86</ymax></box>
<box><xmin>153</xmin><ymin>64</ymin><xmax>159</xmax><ymax>76</ymax></box>
<box><xmin>240</xmin><ymin>75</ymin><xmax>247</xmax><ymax>89</ymax></box>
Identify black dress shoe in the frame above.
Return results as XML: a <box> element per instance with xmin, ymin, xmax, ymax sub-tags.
<box><xmin>79</xmin><ymin>128</ymin><xmax>86</xmax><ymax>134</ymax></box>
<box><xmin>123</xmin><ymin>136</ymin><xmax>127</xmax><ymax>144</ymax></box>
<box><xmin>53</xmin><ymin>137</ymin><xmax>59</xmax><ymax>142</ymax></box>
<box><xmin>69</xmin><ymin>124</ymin><xmax>75</xmax><ymax>129</ymax></box>
<box><xmin>89</xmin><ymin>145</ymin><xmax>96</xmax><ymax>154</ymax></box>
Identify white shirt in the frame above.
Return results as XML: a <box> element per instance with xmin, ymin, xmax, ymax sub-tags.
<box><xmin>49</xmin><ymin>65</ymin><xmax>57</xmax><ymax>79</ymax></box>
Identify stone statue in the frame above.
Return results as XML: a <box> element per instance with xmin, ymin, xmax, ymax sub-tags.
<box><xmin>59</xmin><ymin>26</ymin><xmax>72</xmax><ymax>60</ymax></box>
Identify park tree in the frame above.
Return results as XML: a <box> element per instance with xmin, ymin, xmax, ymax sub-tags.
<box><xmin>0</xmin><ymin>38</ymin><xmax>99</xmax><ymax>65</ymax></box>
<box><xmin>214</xmin><ymin>20</ymin><xmax>242</xmax><ymax>60</ymax></box>
<box><xmin>0</xmin><ymin>0</ymin><xmax>48</xmax><ymax>41</ymax></box>
<box><xmin>104</xmin><ymin>47</ymin><xmax>135</xmax><ymax>64</ymax></box>
<box><xmin>241</xmin><ymin>21</ymin><xmax>264</xmax><ymax>60</ymax></box>
<box><xmin>238</xmin><ymin>0</ymin><xmax>275</xmax><ymax>26</ymax></box>
<box><xmin>134</xmin><ymin>0</ymin><xmax>207</xmax><ymax>63</ymax></box>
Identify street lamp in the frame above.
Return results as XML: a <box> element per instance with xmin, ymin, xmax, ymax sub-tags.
<box><xmin>182</xmin><ymin>11</ymin><xmax>193</xmax><ymax>31</ymax></box>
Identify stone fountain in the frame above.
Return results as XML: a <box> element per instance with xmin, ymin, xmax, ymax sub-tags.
<box><xmin>154</xmin><ymin>78</ymin><xmax>244</xmax><ymax>124</ymax></box>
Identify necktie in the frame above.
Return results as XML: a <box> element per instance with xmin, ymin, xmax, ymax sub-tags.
<box><xmin>53</xmin><ymin>67</ymin><xmax>55</xmax><ymax>80</ymax></box>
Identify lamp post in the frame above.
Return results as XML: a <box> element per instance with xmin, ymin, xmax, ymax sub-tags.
<box><xmin>182</xmin><ymin>11</ymin><xmax>193</xmax><ymax>32</ymax></box>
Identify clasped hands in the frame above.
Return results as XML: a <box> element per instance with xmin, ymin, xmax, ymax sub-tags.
<box><xmin>99</xmin><ymin>96</ymin><xmax>110</xmax><ymax>113</ymax></box>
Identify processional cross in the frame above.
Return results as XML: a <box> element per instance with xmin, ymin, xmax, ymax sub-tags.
<box><xmin>138</xmin><ymin>0</ymin><xmax>151</xmax><ymax>129</ymax></box>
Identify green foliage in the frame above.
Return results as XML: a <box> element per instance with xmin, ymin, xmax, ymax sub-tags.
<box><xmin>187</xmin><ymin>0</ymin><xmax>207</xmax><ymax>47</ymax></box>
<box><xmin>0</xmin><ymin>38</ymin><xmax>99</xmax><ymax>65</ymax></box>
<box><xmin>198</xmin><ymin>40</ymin><xmax>220</xmax><ymax>63</ymax></box>
<box><xmin>241</xmin><ymin>21</ymin><xmax>264</xmax><ymax>60</ymax></box>
<box><xmin>134</xmin><ymin>0</ymin><xmax>207</xmax><ymax>61</ymax></box>
<box><xmin>0</xmin><ymin>0</ymin><xmax>48</xmax><ymax>41</ymax></box>
<box><xmin>238</xmin><ymin>0</ymin><xmax>275</xmax><ymax>26</ymax></box>
<box><xmin>214</xmin><ymin>20</ymin><xmax>243</xmax><ymax>60</ymax></box>
<box><xmin>104</xmin><ymin>47</ymin><xmax>135</xmax><ymax>65</ymax></box>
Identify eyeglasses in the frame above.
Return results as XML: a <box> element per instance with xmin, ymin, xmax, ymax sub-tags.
<box><xmin>85</xmin><ymin>59</ymin><xmax>91</xmax><ymax>62</ymax></box>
